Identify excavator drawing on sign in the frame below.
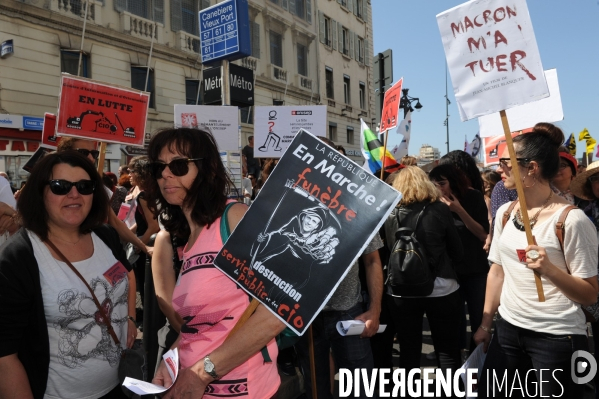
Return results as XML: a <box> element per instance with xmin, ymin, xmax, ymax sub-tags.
<box><xmin>66</xmin><ymin>110</ymin><xmax>135</xmax><ymax>138</ymax></box>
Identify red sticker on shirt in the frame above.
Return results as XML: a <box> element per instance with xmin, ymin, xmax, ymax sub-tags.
<box><xmin>516</xmin><ymin>249</ymin><xmax>527</xmax><ymax>263</ymax></box>
<box><xmin>103</xmin><ymin>261</ymin><xmax>128</xmax><ymax>286</ymax></box>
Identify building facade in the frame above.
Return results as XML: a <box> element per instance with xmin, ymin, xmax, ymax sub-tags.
<box><xmin>0</xmin><ymin>0</ymin><xmax>374</xmax><ymax>186</ymax></box>
<box><xmin>417</xmin><ymin>143</ymin><xmax>440</xmax><ymax>167</ymax></box>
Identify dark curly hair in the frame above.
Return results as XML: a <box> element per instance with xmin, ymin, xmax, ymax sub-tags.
<box><xmin>17</xmin><ymin>151</ymin><xmax>108</xmax><ymax>240</ymax></box>
<box><xmin>128</xmin><ymin>156</ymin><xmax>152</xmax><ymax>191</ymax></box>
<box><xmin>512</xmin><ymin>122</ymin><xmax>564</xmax><ymax>182</ymax></box>
<box><xmin>146</xmin><ymin>127</ymin><xmax>234</xmax><ymax>238</ymax></box>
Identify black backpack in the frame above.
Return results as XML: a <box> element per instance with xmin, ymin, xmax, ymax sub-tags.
<box><xmin>386</xmin><ymin>205</ymin><xmax>435</xmax><ymax>297</ymax></box>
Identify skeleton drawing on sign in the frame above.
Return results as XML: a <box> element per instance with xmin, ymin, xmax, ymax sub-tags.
<box><xmin>250</xmin><ymin>181</ymin><xmax>341</xmax><ymax>290</ymax></box>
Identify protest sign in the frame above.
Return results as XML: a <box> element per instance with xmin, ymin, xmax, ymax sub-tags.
<box><xmin>483</xmin><ymin>128</ymin><xmax>533</xmax><ymax>166</ymax></box>
<box><xmin>254</xmin><ymin>105</ymin><xmax>326</xmax><ymax>158</ymax></box>
<box><xmin>437</xmin><ymin>0</ymin><xmax>549</xmax><ymax>121</ymax></box>
<box><xmin>479</xmin><ymin>69</ymin><xmax>562</xmax><ymax>137</ymax></box>
<box><xmin>174</xmin><ymin>105</ymin><xmax>239</xmax><ymax>150</ymax></box>
<box><xmin>213</xmin><ymin>130</ymin><xmax>402</xmax><ymax>335</ymax></box>
<box><xmin>41</xmin><ymin>113</ymin><xmax>59</xmax><ymax>149</ymax></box>
<box><xmin>379</xmin><ymin>78</ymin><xmax>403</xmax><ymax>133</ymax></box>
<box><xmin>56</xmin><ymin>74</ymin><xmax>149</xmax><ymax>146</ymax></box>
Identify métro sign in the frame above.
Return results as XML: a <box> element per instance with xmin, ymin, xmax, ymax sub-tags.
<box><xmin>199</xmin><ymin>0</ymin><xmax>251</xmax><ymax>64</ymax></box>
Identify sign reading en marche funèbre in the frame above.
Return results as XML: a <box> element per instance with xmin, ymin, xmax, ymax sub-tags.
<box><xmin>199</xmin><ymin>0</ymin><xmax>251</xmax><ymax>64</ymax></box>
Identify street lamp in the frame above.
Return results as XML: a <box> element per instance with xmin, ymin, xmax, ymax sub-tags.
<box><xmin>399</xmin><ymin>88</ymin><xmax>422</xmax><ymax>118</ymax></box>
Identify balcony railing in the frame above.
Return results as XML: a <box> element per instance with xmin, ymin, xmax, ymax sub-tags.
<box><xmin>121</xmin><ymin>12</ymin><xmax>164</xmax><ymax>44</ymax></box>
<box><xmin>296</xmin><ymin>74</ymin><xmax>312</xmax><ymax>91</ymax></box>
<box><xmin>50</xmin><ymin>0</ymin><xmax>102</xmax><ymax>24</ymax></box>
<box><xmin>176</xmin><ymin>31</ymin><xmax>200</xmax><ymax>54</ymax></box>
<box><xmin>240</xmin><ymin>57</ymin><xmax>258</xmax><ymax>71</ymax></box>
<box><xmin>328</xmin><ymin>99</ymin><xmax>336</xmax><ymax>107</ymax></box>
<box><xmin>269</xmin><ymin>65</ymin><xmax>287</xmax><ymax>82</ymax></box>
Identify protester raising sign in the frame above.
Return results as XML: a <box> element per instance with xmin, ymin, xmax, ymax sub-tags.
<box><xmin>437</xmin><ymin>0</ymin><xmax>549</xmax><ymax>121</ymax></box>
<box><xmin>213</xmin><ymin>130</ymin><xmax>401</xmax><ymax>335</ymax></box>
<box><xmin>56</xmin><ymin>74</ymin><xmax>150</xmax><ymax>146</ymax></box>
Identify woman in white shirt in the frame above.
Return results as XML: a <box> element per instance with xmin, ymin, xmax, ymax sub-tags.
<box><xmin>474</xmin><ymin>123</ymin><xmax>599</xmax><ymax>398</ymax></box>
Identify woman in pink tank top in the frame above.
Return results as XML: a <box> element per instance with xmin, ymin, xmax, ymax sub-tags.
<box><xmin>145</xmin><ymin>127</ymin><xmax>285</xmax><ymax>399</ymax></box>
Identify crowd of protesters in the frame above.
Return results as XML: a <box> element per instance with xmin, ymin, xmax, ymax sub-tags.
<box><xmin>0</xmin><ymin>123</ymin><xmax>598</xmax><ymax>399</ymax></box>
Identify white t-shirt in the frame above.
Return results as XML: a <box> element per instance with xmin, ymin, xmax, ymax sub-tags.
<box><xmin>29</xmin><ymin>231</ymin><xmax>129</xmax><ymax>399</ymax></box>
<box><xmin>489</xmin><ymin>203</ymin><xmax>598</xmax><ymax>335</ymax></box>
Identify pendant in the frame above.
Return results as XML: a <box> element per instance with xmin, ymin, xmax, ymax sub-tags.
<box><xmin>512</xmin><ymin>215</ymin><xmax>526</xmax><ymax>231</ymax></box>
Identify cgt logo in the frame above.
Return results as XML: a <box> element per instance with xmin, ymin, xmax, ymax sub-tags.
<box><xmin>571</xmin><ymin>350</ymin><xmax>597</xmax><ymax>384</ymax></box>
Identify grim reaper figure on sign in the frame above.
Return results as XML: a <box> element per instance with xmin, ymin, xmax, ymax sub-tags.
<box><xmin>250</xmin><ymin>180</ymin><xmax>341</xmax><ymax>290</ymax></box>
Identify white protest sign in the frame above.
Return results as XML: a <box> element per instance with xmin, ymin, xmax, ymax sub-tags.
<box><xmin>174</xmin><ymin>105</ymin><xmax>239</xmax><ymax>150</ymax></box>
<box><xmin>478</xmin><ymin>69</ymin><xmax>562</xmax><ymax>137</ymax></box>
<box><xmin>437</xmin><ymin>0</ymin><xmax>549</xmax><ymax>121</ymax></box>
<box><xmin>254</xmin><ymin>105</ymin><xmax>327</xmax><ymax>158</ymax></box>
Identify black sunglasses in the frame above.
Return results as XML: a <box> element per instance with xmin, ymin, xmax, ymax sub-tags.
<box><xmin>47</xmin><ymin>179</ymin><xmax>96</xmax><ymax>195</ymax></box>
<box><xmin>76</xmin><ymin>148</ymin><xmax>100</xmax><ymax>160</ymax></box>
<box><xmin>149</xmin><ymin>158</ymin><xmax>203</xmax><ymax>179</ymax></box>
<box><xmin>498</xmin><ymin>157</ymin><xmax>531</xmax><ymax>168</ymax></box>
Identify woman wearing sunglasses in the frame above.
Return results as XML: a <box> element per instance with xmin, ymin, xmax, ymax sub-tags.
<box><xmin>0</xmin><ymin>151</ymin><xmax>137</xmax><ymax>399</ymax></box>
<box><xmin>145</xmin><ymin>128</ymin><xmax>285</xmax><ymax>399</ymax></box>
<box><xmin>474</xmin><ymin>123</ymin><xmax>599</xmax><ymax>398</ymax></box>
<box><xmin>57</xmin><ymin>137</ymin><xmax>152</xmax><ymax>258</ymax></box>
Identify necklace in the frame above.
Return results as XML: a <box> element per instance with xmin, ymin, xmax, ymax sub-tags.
<box><xmin>512</xmin><ymin>191</ymin><xmax>553</xmax><ymax>231</ymax></box>
<box><xmin>50</xmin><ymin>232</ymin><xmax>83</xmax><ymax>245</ymax></box>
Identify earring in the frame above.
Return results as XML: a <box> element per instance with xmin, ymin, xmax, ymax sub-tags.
<box><xmin>523</xmin><ymin>174</ymin><xmax>536</xmax><ymax>188</ymax></box>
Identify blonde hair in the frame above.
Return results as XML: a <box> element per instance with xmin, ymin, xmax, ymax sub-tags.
<box><xmin>400</xmin><ymin>155</ymin><xmax>417</xmax><ymax>166</ymax></box>
<box><xmin>391</xmin><ymin>166</ymin><xmax>441</xmax><ymax>206</ymax></box>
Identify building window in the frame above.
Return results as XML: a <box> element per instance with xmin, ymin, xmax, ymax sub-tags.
<box><xmin>297</xmin><ymin>43</ymin><xmax>308</xmax><ymax>77</ymax></box>
<box><xmin>357</xmin><ymin>36</ymin><xmax>364</xmax><ymax>63</ymax></box>
<box><xmin>250</xmin><ymin>22</ymin><xmax>260</xmax><ymax>58</ymax></box>
<box><xmin>325</xmin><ymin>67</ymin><xmax>334</xmax><ymax>99</ymax></box>
<box><xmin>295</xmin><ymin>0</ymin><xmax>305</xmax><ymax>20</ymax></box>
<box><xmin>115</xmin><ymin>0</ymin><xmax>164</xmax><ymax>23</ymax></box>
<box><xmin>61</xmin><ymin>50</ymin><xmax>90</xmax><ymax>78</ymax></box>
<box><xmin>273</xmin><ymin>99</ymin><xmax>284</xmax><ymax>106</ymax></box>
<box><xmin>324</xmin><ymin>16</ymin><xmax>332</xmax><ymax>47</ymax></box>
<box><xmin>240</xmin><ymin>107</ymin><xmax>253</xmax><ymax>124</ymax></box>
<box><xmin>356</xmin><ymin>0</ymin><xmax>364</xmax><ymax>19</ymax></box>
<box><xmin>340</xmin><ymin>0</ymin><xmax>347</xmax><ymax>8</ymax></box>
<box><xmin>343</xmin><ymin>75</ymin><xmax>350</xmax><ymax>105</ymax></box>
<box><xmin>328</xmin><ymin>125</ymin><xmax>337</xmax><ymax>142</ymax></box>
<box><xmin>270</xmin><ymin>0</ymin><xmax>280</xmax><ymax>5</ymax></box>
<box><xmin>359</xmin><ymin>82</ymin><xmax>366</xmax><ymax>110</ymax></box>
<box><xmin>185</xmin><ymin>79</ymin><xmax>200</xmax><ymax>105</ymax></box>
<box><xmin>270</xmin><ymin>31</ymin><xmax>283</xmax><ymax>68</ymax></box>
<box><xmin>181</xmin><ymin>0</ymin><xmax>198</xmax><ymax>35</ymax></box>
<box><xmin>346</xmin><ymin>127</ymin><xmax>354</xmax><ymax>144</ymax></box>
<box><xmin>341</xmin><ymin>27</ymin><xmax>349</xmax><ymax>56</ymax></box>
<box><xmin>131</xmin><ymin>66</ymin><xmax>155</xmax><ymax>108</ymax></box>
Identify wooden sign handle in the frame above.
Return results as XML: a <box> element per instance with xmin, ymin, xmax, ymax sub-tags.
<box><xmin>97</xmin><ymin>142</ymin><xmax>107</xmax><ymax>176</ymax></box>
<box><xmin>499</xmin><ymin>110</ymin><xmax>545</xmax><ymax>302</ymax></box>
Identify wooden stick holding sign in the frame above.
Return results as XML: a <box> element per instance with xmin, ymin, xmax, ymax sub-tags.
<box><xmin>97</xmin><ymin>142</ymin><xmax>107</xmax><ymax>176</ymax></box>
<box><xmin>499</xmin><ymin>110</ymin><xmax>545</xmax><ymax>302</ymax></box>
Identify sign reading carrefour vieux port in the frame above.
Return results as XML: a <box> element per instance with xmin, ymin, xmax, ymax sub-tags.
<box><xmin>199</xmin><ymin>0</ymin><xmax>251</xmax><ymax>64</ymax></box>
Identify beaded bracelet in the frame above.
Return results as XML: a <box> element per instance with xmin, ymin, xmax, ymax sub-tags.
<box><xmin>479</xmin><ymin>325</ymin><xmax>493</xmax><ymax>334</ymax></box>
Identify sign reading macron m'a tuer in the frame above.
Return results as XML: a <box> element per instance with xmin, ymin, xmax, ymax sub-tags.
<box><xmin>437</xmin><ymin>0</ymin><xmax>549</xmax><ymax>121</ymax></box>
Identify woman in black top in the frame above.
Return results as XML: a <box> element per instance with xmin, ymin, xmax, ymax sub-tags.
<box><xmin>429</xmin><ymin>164</ymin><xmax>490</xmax><ymax>352</ymax></box>
<box><xmin>384</xmin><ymin>166</ymin><xmax>463</xmax><ymax>394</ymax></box>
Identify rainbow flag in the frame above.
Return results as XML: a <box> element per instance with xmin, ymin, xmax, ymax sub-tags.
<box><xmin>360</xmin><ymin>119</ymin><xmax>402</xmax><ymax>175</ymax></box>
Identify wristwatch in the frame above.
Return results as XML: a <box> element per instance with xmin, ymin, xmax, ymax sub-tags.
<box><xmin>204</xmin><ymin>355</ymin><xmax>219</xmax><ymax>380</ymax></box>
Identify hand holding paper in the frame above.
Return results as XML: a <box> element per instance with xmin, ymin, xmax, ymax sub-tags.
<box><xmin>122</xmin><ymin>348</ymin><xmax>179</xmax><ymax>396</ymax></box>
<box><xmin>336</xmin><ymin>320</ymin><xmax>386</xmax><ymax>336</ymax></box>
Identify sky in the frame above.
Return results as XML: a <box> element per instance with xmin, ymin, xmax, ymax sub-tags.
<box><xmin>371</xmin><ymin>0</ymin><xmax>599</xmax><ymax>161</ymax></box>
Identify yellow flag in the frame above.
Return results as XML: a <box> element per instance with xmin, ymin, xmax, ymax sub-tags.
<box><xmin>566</xmin><ymin>133</ymin><xmax>576</xmax><ymax>156</ymax></box>
<box><xmin>587</xmin><ymin>138</ymin><xmax>597</xmax><ymax>155</ymax></box>
<box><xmin>579</xmin><ymin>128</ymin><xmax>592</xmax><ymax>142</ymax></box>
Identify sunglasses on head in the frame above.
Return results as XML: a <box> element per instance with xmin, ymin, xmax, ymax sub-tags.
<box><xmin>149</xmin><ymin>158</ymin><xmax>203</xmax><ymax>179</ymax></box>
<box><xmin>47</xmin><ymin>179</ymin><xmax>96</xmax><ymax>195</ymax></box>
<box><xmin>76</xmin><ymin>148</ymin><xmax>100</xmax><ymax>160</ymax></box>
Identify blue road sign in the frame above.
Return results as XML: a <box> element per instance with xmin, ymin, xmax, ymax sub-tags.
<box><xmin>199</xmin><ymin>0</ymin><xmax>251</xmax><ymax>64</ymax></box>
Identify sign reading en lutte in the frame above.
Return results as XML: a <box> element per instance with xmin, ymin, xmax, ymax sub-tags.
<box><xmin>213</xmin><ymin>130</ymin><xmax>401</xmax><ymax>335</ymax></box>
<box><xmin>437</xmin><ymin>0</ymin><xmax>549</xmax><ymax>121</ymax></box>
<box><xmin>56</xmin><ymin>74</ymin><xmax>149</xmax><ymax>147</ymax></box>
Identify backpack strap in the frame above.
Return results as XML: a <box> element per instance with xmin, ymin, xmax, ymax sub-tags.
<box><xmin>502</xmin><ymin>200</ymin><xmax>519</xmax><ymax>229</ymax></box>
<box><xmin>219</xmin><ymin>202</ymin><xmax>237</xmax><ymax>244</ymax></box>
<box><xmin>396</xmin><ymin>204</ymin><xmax>427</xmax><ymax>238</ymax></box>
<box><xmin>555</xmin><ymin>205</ymin><xmax>578</xmax><ymax>274</ymax></box>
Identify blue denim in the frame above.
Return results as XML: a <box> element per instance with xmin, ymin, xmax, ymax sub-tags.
<box><xmin>295</xmin><ymin>301</ymin><xmax>374</xmax><ymax>399</ymax></box>
<box><xmin>479</xmin><ymin>316</ymin><xmax>588</xmax><ymax>398</ymax></box>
